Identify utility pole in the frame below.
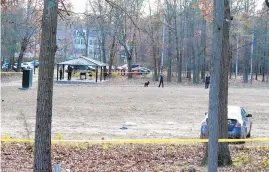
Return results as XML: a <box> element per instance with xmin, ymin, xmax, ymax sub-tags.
<box><xmin>161</xmin><ymin>16</ymin><xmax>165</xmax><ymax>73</ymax></box>
<box><xmin>250</xmin><ymin>31</ymin><xmax>254</xmax><ymax>83</ymax></box>
<box><xmin>235</xmin><ymin>36</ymin><xmax>239</xmax><ymax>79</ymax></box>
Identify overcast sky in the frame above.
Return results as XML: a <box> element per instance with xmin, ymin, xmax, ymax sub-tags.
<box><xmin>71</xmin><ymin>0</ymin><xmax>265</xmax><ymax>14</ymax></box>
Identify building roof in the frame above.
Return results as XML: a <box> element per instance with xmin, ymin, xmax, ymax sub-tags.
<box><xmin>57</xmin><ymin>56</ymin><xmax>108</xmax><ymax>67</ymax></box>
<box><xmin>80</xmin><ymin>56</ymin><xmax>108</xmax><ymax>67</ymax></box>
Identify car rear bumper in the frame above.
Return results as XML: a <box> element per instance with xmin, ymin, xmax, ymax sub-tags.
<box><xmin>201</xmin><ymin>126</ymin><xmax>242</xmax><ymax>139</ymax></box>
<box><xmin>228</xmin><ymin>127</ymin><xmax>241</xmax><ymax>138</ymax></box>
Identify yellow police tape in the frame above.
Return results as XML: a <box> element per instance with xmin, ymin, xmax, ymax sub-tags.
<box><xmin>1</xmin><ymin>138</ymin><xmax>269</xmax><ymax>144</ymax></box>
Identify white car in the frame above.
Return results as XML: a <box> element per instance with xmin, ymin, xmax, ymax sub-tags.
<box><xmin>200</xmin><ymin>105</ymin><xmax>252</xmax><ymax>139</ymax></box>
<box><xmin>21</xmin><ymin>62</ymin><xmax>34</xmax><ymax>70</ymax></box>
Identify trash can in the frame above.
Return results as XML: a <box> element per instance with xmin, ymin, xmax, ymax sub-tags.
<box><xmin>22</xmin><ymin>69</ymin><xmax>33</xmax><ymax>88</ymax></box>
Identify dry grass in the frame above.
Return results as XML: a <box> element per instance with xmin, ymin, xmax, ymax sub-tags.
<box><xmin>1</xmin><ymin>76</ymin><xmax>269</xmax><ymax>140</ymax></box>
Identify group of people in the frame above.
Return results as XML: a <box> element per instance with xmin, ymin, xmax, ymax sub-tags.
<box><xmin>59</xmin><ymin>66</ymin><xmax>73</xmax><ymax>81</ymax></box>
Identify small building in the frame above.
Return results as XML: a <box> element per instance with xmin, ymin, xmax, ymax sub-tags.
<box><xmin>56</xmin><ymin>56</ymin><xmax>109</xmax><ymax>83</ymax></box>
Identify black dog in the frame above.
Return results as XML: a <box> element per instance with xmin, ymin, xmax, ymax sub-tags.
<box><xmin>144</xmin><ymin>81</ymin><xmax>150</xmax><ymax>87</ymax></box>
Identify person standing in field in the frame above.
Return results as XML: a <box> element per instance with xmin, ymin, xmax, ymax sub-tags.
<box><xmin>68</xmin><ymin>66</ymin><xmax>72</xmax><ymax>80</ymax></box>
<box><xmin>59</xmin><ymin>68</ymin><xmax>63</xmax><ymax>80</ymax></box>
<box><xmin>205</xmin><ymin>73</ymin><xmax>210</xmax><ymax>89</ymax></box>
<box><xmin>159</xmin><ymin>73</ymin><xmax>164</xmax><ymax>88</ymax></box>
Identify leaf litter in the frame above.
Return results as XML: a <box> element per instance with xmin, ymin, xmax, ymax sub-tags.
<box><xmin>1</xmin><ymin>142</ymin><xmax>269</xmax><ymax>172</ymax></box>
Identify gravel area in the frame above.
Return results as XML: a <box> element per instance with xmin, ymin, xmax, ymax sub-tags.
<box><xmin>1</xmin><ymin>73</ymin><xmax>269</xmax><ymax>140</ymax></box>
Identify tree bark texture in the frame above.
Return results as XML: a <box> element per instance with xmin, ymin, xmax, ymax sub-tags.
<box><xmin>206</xmin><ymin>0</ymin><xmax>224</xmax><ymax>171</ymax></box>
<box><xmin>33</xmin><ymin>0</ymin><xmax>58</xmax><ymax>171</ymax></box>
<box><xmin>218</xmin><ymin>0</ymin><xmax>232</xmax><ymax>166</ymax></box>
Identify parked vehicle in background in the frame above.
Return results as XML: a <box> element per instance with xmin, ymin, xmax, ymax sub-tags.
<box><xmin>2</xmin><ymin>63</ymin><xmax>8</xmax><ymax>71</ymax></box>
<box><xmin>200</xmin><ymin>105</ymin><xmax>252</xmax><ymax>139</ymax></box>
<box><xmin>13</xmin><ymin>63</ymin><xmax>18</xmax><ymax>70</ymax></box>
<box><xmin>117</xmin><ymin>64</ymin><xmax>128</xmax><ymax>70</ymax></box>
<box><xmin>131</xmin><ymin>64</ymin><xmax>141</xmax><ymax>69</ymax></box>
<box><xmin>131</xmin><ymin>67</ymin><xmax>151</xmax><ymax>75</ymax></box>
<box><xmin>21</xmin><ymin>62</ymin><xmax>34</xmax><ymax>70</ymax></box>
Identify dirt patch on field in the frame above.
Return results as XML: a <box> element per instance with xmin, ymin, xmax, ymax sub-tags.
<box><xmin>1</xmin><ymin>72</ymin><xmax>22</xmax><ymax>83</ymax></box>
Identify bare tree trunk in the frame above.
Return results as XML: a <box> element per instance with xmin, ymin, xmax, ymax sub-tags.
<box><xmin>17</xmin><ymin>38</ymin><xmax>28</xmax><ymax>71</ymax></box>
<box><xmin>193</xmin><ymin>39</ymin><xmax>200</xmax><ymax>84</ymax></box>
<box><xmin>262</xmin><ymin>57</ymin><xmax>265</xmax><ymax>82</ymax></box>
<box><xmin>243</xmin><ymin>40</ymin><xmax>249</xmax><ymax>83</ymax></box>
<box><xmin>167</xmin><ymin>26</ymin><xmax>172</xmax><ymax>82</ymax></box>
<box><xmin>85</xmin><ymin>28</ymin><xmax>89</xmax><ymax>56</ymax></box>
<box><xmin>201</xmin><ymin>18</ymin><xmax>207</xmax><ymax>82</ymax></box>
<box><xmin>175</xmin><ymin>10</ymin><xmax>181</xmax><ymax>83</ymax></box>
<box><xmin>109</xmin><ymin>35</ymin><xmax>116</xmax><ymax>75</ymax></box>
<box><xmin>255</xmin><ymin>56</ymin><xmax>259</xmax><ymax>80</ymax></box>
<box><xmin>127</xmin><ymin>32</ymin><xmax>136</xmax><ymax>79</ymax></box>
<box><xmin>33</xmin><ymin>0</ymin><xmax>58</xmax><ymax>171</ymax></box>
<box><xmin>218</xmin><ymin>0</ymin><xmax>232</xmax><ymax>166</ymax></box>
<box><xmin>153</xmin><ymin>46</ymin><xmax>158</xmax><ymax>81</ymax></box>
<box><xmin>203</xmin><ymin>0</ymin><xmax>224</xmax><ymax>170</ymax></box>
<box><xmin>101</xmin><ymin>30</ymin><xmax>107</xmax><ymax>79</ymax></box>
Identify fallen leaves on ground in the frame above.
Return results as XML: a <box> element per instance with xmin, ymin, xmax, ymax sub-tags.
<box><xmin>1</xmin><ymin>142</ymin><xmax>269</xmax><ymax>172</ymax></box>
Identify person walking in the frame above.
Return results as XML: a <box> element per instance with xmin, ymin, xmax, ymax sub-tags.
<box><xmin>159</xmin><ymin>73</ymin><xmax>164</xmax><ymax>88</ymax></box>
<box><xmin>68</xmin><ymin>66</ymin><xmax>72</xmax><ymax>80</ymax></box>
<box><xmin>205</xmin><ymin>74</ymin><xmax>210</xmax><ymax>89</ymax></box>
<box><xmin>59</xmin><ymin>68</ymin><xmax>63</xmax><ymax>80</ymax></box>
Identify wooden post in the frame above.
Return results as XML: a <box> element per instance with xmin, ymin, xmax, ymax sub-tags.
<box><xmin>96</xmin><ymin>66</ymin><xmax>98</xmax><ymax>83</ymax></box>
<box><xmin>56</xmin><ymin>64</ymin><xmax>59</xmax><ymax>81</ymax></box>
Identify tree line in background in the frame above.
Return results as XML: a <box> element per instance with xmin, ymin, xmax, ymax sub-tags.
<box><xmin>72</xmin><ymin>0</ymin><xmax>269</xmax><ymax>82</ymax></box>
<box><xmin>2</xmin><ymin>0</ymin><xmax>268</xmax><ymax>83</ymax></box>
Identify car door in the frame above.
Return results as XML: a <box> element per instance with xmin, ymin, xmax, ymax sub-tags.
<box><xmin>244</xmin><ymin>108</ymin><xmax>252</xmax><ymax>133</ymax></box>
<box><xmin>241</xmin><ymin>108</ymin><xmax>250</xmax><ymax>133</ymax></box>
